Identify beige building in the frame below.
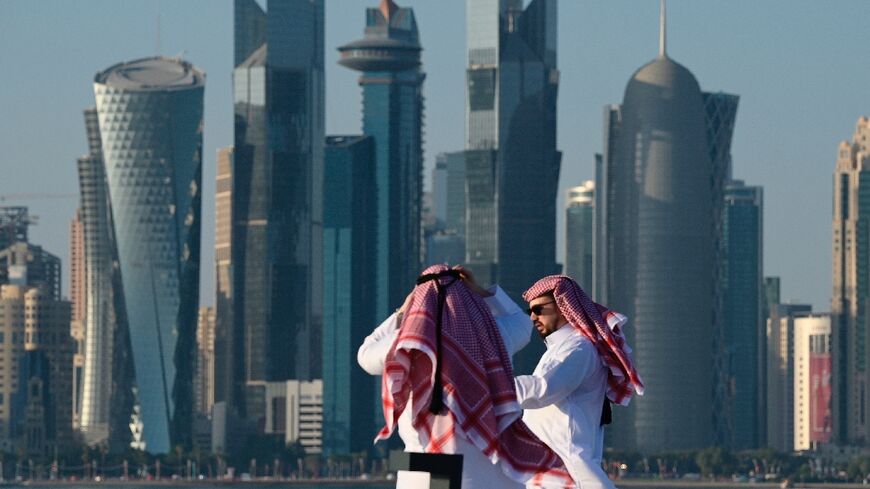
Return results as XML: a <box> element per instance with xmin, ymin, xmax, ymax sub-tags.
<box><xmin>195</xmin><ymin>306</ymin><xmax>216</xmax><ymax>416</ymax></box>
<box><xmin>832</xmin><ymin>116</ymin><xmax>870</xmax><ymax>444</ymax></box>
<box><xmin>0</xmin><ymin>285</ymin><xmax>73</xmax><ymax>454</ymax></box>
<box><xmin>262</xmin><ymin>379</ymin><xmax>323</xmax><ymax>454</ymax></box>
<box><xmin>766</xmin><ymin>304</ymin><xmax>811</xmax><ymax>452</ymax></box>
<box><xmin>794</xmin><ymin>315</ymin><xmax>832</xmax><ymax>451</ymax></box>
<box><xmin>69</xmin><ymin>211</ymin><xmax>85</xmax><ymax>431</ymax></box>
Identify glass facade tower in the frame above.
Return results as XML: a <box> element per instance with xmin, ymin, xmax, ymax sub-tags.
<box><xmin>723</xmin><ymin>180</ymin><xmax>763</xmax><ymax>449</ymax></box>
<box><xmin>464</xmin><ymin>0</ymin><xmax>560</xmax><ymax>374</ymax></box>
<box><xmin>93</xmin><ymin>56</ymin><xmax>204</xmax><ymax>453</ymax></box>
<box><xmin>322</xmin><ymin>135</ymin><xmax>377</xmax><ymax>456</ymax></box>
<box><xmin>565</xmin><ymin>181</ymin><xmax>594</xmax><ymax>289</ymax></box>
<box><xmin>338</xmin><ymin>0</ymin><xmax>424</xmax><ymax>321</ymax></box>
<box><xmin>231</xmin><ymin>0</ymin><xmax>325</xmax><ymax>425</ymax></box>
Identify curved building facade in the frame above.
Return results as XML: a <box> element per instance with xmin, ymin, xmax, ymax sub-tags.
<box><xmin>609</xmin><ymin>54</ymin><xmax>715</xmax><ymax>451</ymax></box>
<box><xmin>93</xmin><ymin>57</ymin><xmax>204</xmax><ymax>453</ymax></box>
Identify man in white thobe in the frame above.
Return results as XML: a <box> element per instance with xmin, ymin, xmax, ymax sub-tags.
<box><xmin>357</xmin><ymin>267</ymin><xmax>532</xmax><ymax>489</ymax></box>
<box><xmin>516</xmin><ymin>276</ymin><xmax>644</xmax><ymax>489</ymax></box>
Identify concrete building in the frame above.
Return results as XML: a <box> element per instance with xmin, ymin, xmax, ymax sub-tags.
<box><xmin>69</xmin><ymin>211</ymin><xmax>85</xmax><ymax>432</ymax></box>
<box><xmin>793</xmin><ymin>314</ymin><xmax>832</xmax><ymax>451</ymax></box>
<box><xmin>75</xmin><ymin>106</ymin><xmax>134</xmax><ymax>450</ymax></box>
<box><xmin>832</xmin><ymin>116</ymin><xmax>870</xmax><ymax>445</ymax></box>
<box><xmin>338</xmin><ymin>0</ymin><xmax>424</xmax><ymax>323</ymax></box>
<box><xmin>322</xmin><ymin>135</ymin><xmax>377</xmax><ymax>456</ymax></box>
<box><xmin>263</xmin><ymin>380</ymin><xmax>323</xmax><ymax>454</ymax></box>
<box><xmin>766</xmin><ymin>304</ymin><xmax>812</xmax><ymax>452</ymax></box>
<box><xmin>213</xmin><ymin>147</ymin><xmax>236</xmax><ymax>417</ymax></box>
<box><xmin>93</xmin><ymin>56</ymin><xmax>205</xmax><ymax>452</ymax></box>
<box><xmin>565</xmin><ymin>181</ymin><xmax>594</xmax><ymax>289</ymax></box>
<box><xmin>231</xmin><ymin>0</ymin><xmax>325</xmax><ymax>430</ymax></box>
<box><xmin>0</xmin><ymin>242</ymin><xmax>62</xmax><ymax>301</ymax></box>
<box><xmin>0</xmin><ymin>285</ymin><xmax>74</xmax><ymax>455</ymax></box>
<box><xmin>195</xmin><ymin>307</ymin><xmax>216</xmax><ymax>417</ymax></box>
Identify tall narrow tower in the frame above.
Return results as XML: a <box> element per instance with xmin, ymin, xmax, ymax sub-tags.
<box><xmin>93</xmin><ymin>56</ymin><xmax>204</xmax><ymax>453</ymax></box>
<box><xmin>338</xmin><ymin>0</ymin><xmax>425</xmax><ymax>321</ymax></box>
<box><xmin>231</xmin><ymin>0</ymin><xmax>325</xmax><ymax>426</ymax></box>
<box><xmin>463</xmin><ymin>0</ymin><xmax>560</xmax><ymax>374</ymax></box>
<box><xmin>606</xmin><ymin>2</ymin><xmax>716</xmax><ymax>451</ymax></box>
<box><xmin>832</xmin><ymin>116</ymin><xmax>870</xmax><ymax>445</ymax></box>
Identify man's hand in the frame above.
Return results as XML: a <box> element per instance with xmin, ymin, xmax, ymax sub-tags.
<box><xmin>454</xmin><ymin>265</ymin><xmax>493</xmax><ymax>297</ymax></box>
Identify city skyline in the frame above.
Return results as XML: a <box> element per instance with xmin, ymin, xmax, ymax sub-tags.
<box><xmin>1</xmin><ymin>0</ymin><xmax>866</xmax><ymax>312</ymax></box>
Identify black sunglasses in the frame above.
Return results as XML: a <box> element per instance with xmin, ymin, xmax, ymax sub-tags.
<box><xmin>525</xmin><ymin>301</ymin><xmax>556</xmax><ymax>316</ymax></box>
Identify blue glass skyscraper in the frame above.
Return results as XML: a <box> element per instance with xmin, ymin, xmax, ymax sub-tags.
<box><xmin>338</xmin><ymin>0</ymin><xmax>424</xmax><ymax>321</ymax></box>
<box><xmin>230</xmin><ymin>0</ymin><xmax>325</xmax><ymax>426</ymax></box>
<box><xmin>322</xmin><ymin>135</ymin><xmax>377</xmax><ymax>456</ymax></box>
<box><xmin>723</xmin><ymin>180</ymin><xmax>763</xmax><ymax>449</ymax></box>
<box><xmin>93</xmin><ymin>56</ymin><xmax>204</xmax><ymax>453</ymax></box>
<box><xmin>464</xmin><ymin>0</ymin><xmax>560</xmax><ymax>374</ymax></box>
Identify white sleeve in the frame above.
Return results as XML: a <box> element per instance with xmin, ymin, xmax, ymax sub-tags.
<box><xmin>514</xmin><ymin>343</ymin><xmax>595</xmax><ymax>409</ymax></box>
<box><xmin>357</xmin><ymin>312</ymin><xmax>400</xmax><ymax>375</ymax></box>
<box><xmin>484</xmin><ymin>285</ymin><xmax>532</xmax><ymax>356</ymax></box>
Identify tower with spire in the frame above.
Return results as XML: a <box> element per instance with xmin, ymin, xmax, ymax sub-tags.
<box><xmin>599</xmin><ymin>0</ymin><xmax>719</xmax><ymax>452</ymax></box>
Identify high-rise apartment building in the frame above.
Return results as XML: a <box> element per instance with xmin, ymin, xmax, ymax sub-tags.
<box><xmin>565</xmin><ymin>181</ymin><xmax>594</xmax><ymax>289</ymax></box>
<box><xmin>463</xmin><ymin>0</ymin><xmax>560</xmax><ymax>374</ymax></box>
<box><xmin>76</xmin><ymin>107</ymin><xmax>134</xmax><ymax>450</ymax></box>
<box><xmin>195</xmin><ymin>307</ymin><xmax>216</xmax><ymax>417</ymax></box>
<box><xmin>93</xmin><ymin>56</ymin><xmax>204</xmax><ymax>453</ymax></box>
<box><xmin>832</xmin><ymin>116</ymin><xmax>870</xmax><ymax>445</ymax></box>
<box><xmin>322</xmin><ymin>135</ymin><xmax>377</xmax><ymax>456</ymax></box>
<box><xmin>765</xmin><ymin>304</ymin><xmax>812</xmax><ymax>452</ymax></box>
<box><xmin>69</xmin><ymin>211</ymin><xmax>85</xmax><ymax>431</ymax></box>
<box><xmin>338</xmin><ymin>0</ymin><xmax>424</xmax><ymax>321</ymax></box>
<box><xmin>231</xmin><ymin>0</ymin><xmax>325</xmax><ymax>427</ymax></box>
<box><xmin>723</xmin><ymin>180</ymin><xmax>763</xmax><ymax>449</ymax></box>
<box><xmin>213</xmin><ymin>147</ymin><xmax>235</xmax><ymax>413</ymax></box>
<box><xmin>601</xmin><ymin>7</ymin><xmax>716</xmax><ymax>451</ymax></box>
<box><xmin>794</xmin><ymin>314</ymin><xmax>832</xmax><ymax>451</ymax></box>
<box><xmin>0</xmin><ymin>285</ymin><xmax>73</xmax><ymax>455</ymax></box>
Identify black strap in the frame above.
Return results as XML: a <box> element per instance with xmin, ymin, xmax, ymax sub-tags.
<box><xmin>415</xmin><ymin>270</ymin><xmax>462</xmax><ymax>414</ymax></box>
<box><xmin>601</xmin><ymin>399</ymin><xmax>612</xmax><ymax>426</ymax></box>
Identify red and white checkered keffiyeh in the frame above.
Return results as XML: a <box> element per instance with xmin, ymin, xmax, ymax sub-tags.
<box><xmin>523</xmin><ymin>275</ymin><xmax>644</xmax><ymax>406</ymax></box>
<box><xmin>377</xmin><ymin>264</ymin><xmax>575</xmax><ymax>488</ymax></box>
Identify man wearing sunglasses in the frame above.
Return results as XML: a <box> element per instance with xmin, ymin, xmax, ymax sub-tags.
<box><xmin>515</xmin><ymin>275</ymin><xmax>644</xmax><ymax>489</ymax></box>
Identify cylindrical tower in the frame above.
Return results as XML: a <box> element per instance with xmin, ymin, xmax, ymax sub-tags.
<box><xmin>93</xmin><ymin>56</ymin><xmax>204</xmax><ymax>453</ymax></box>
<box><xmin>611</xmin><ymin>53</ymin><xmax>714</xmax><ymax>451</ymax></box>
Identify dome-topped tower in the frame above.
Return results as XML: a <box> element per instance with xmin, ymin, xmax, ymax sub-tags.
<box><xmin>606</xmin><ymin>0</ymin><xmax>716</xmax><ymax>452</ymax></box>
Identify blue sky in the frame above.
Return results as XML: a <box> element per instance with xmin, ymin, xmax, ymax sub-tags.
<box><xmin>1</xmin><ymin>0</ymin><xmax>865</xmax><ymax>310</ymax></box>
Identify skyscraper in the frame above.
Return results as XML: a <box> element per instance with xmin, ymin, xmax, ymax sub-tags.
<box><xmin>0</xmin><ymin>242</ymin><xmax>62</xmax><ymax>300</ymax></box>
<box><xmin>93</xmin><ymin>56</ymin><xmax>204</xmax><ymax>453</ymax></box>
<box><xmin>0</xmin><ymin>285</ymin><xmax>74</xmax><ymax>455</ymax></box>
<box><xmin>213</xmin><ymin>147</ymin><xmax>235</xmax><ymax>413</ymax></box>
<box><xmin>70</xmin><ymin>211</ymin><xmax>85</xmax><ymax>432</ymax></box>
<box><xmin>321</xmin><ymin>135</ymin><xmax>377</xmax><ymax>456</ymax></box>
<box><xmin>832</xmin><ymin>116</ymin><xmax>870</xmax><ymax>445</ymax></box>
<box><xmin>232</xmin><ymin>0</ymin><xmax>325</xmax><ymax>426</ymax></box>
<box><xmin>603</xmin><ymin>5</ymin><xmax>715</xmax><ymax>451</ymax></box>
<box><xmin>723</xmin><ymin>180</ymin><xmax>763</xmax><ymax>449</ymax></box>
<box><xmin>338</xmin><ymin>0</ymin><xmax>424</xmax><ymax>322</ymax></box>
<box><xmin>195</xmin><ymin>307</ymin><xmax>216</xmax><ymax>417</ymax></box>
<box><xmin>565</xmin><ymin>181</ymin><xmax>594</xmax><ymax>289</ymax></box>
<box><xmin>0</xmin><ymin>207</ymin><xmax>30</xmax><ymax>252</ymax></box>
<box><xmin>793</xmin><ymin>314</ymin><xmax>832</xmax><ymax>451</ymax></box>
<box><xmin>464</xmin><ymin>0</ymin><xmax>560</xmax><ymax>374</ymax></box>
<box><xmin>765</xmin><ymin>304</ymin><xmax>812</xmax><ymax>452</ymax></box>
<box><xmin>76</xmin><ymin>107</ymin><xmax>133</xmax><ymax>450</ymax></box>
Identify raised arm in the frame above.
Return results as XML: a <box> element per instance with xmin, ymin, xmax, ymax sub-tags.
<box><xmin>514</xmin><ymin>341</ymin><xmax>596</xmax><ymax>409</ymax></box>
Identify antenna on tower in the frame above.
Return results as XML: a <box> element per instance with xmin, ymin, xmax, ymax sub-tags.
<box><xmin>659</xmin><ymin>0</ymin><xmax>667</xmax><ymax>58</ymax></box>
<box><xmin>156</xmin><ymin>0</ymin><xmax>162</xmax><ymax>55</ymax></box>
